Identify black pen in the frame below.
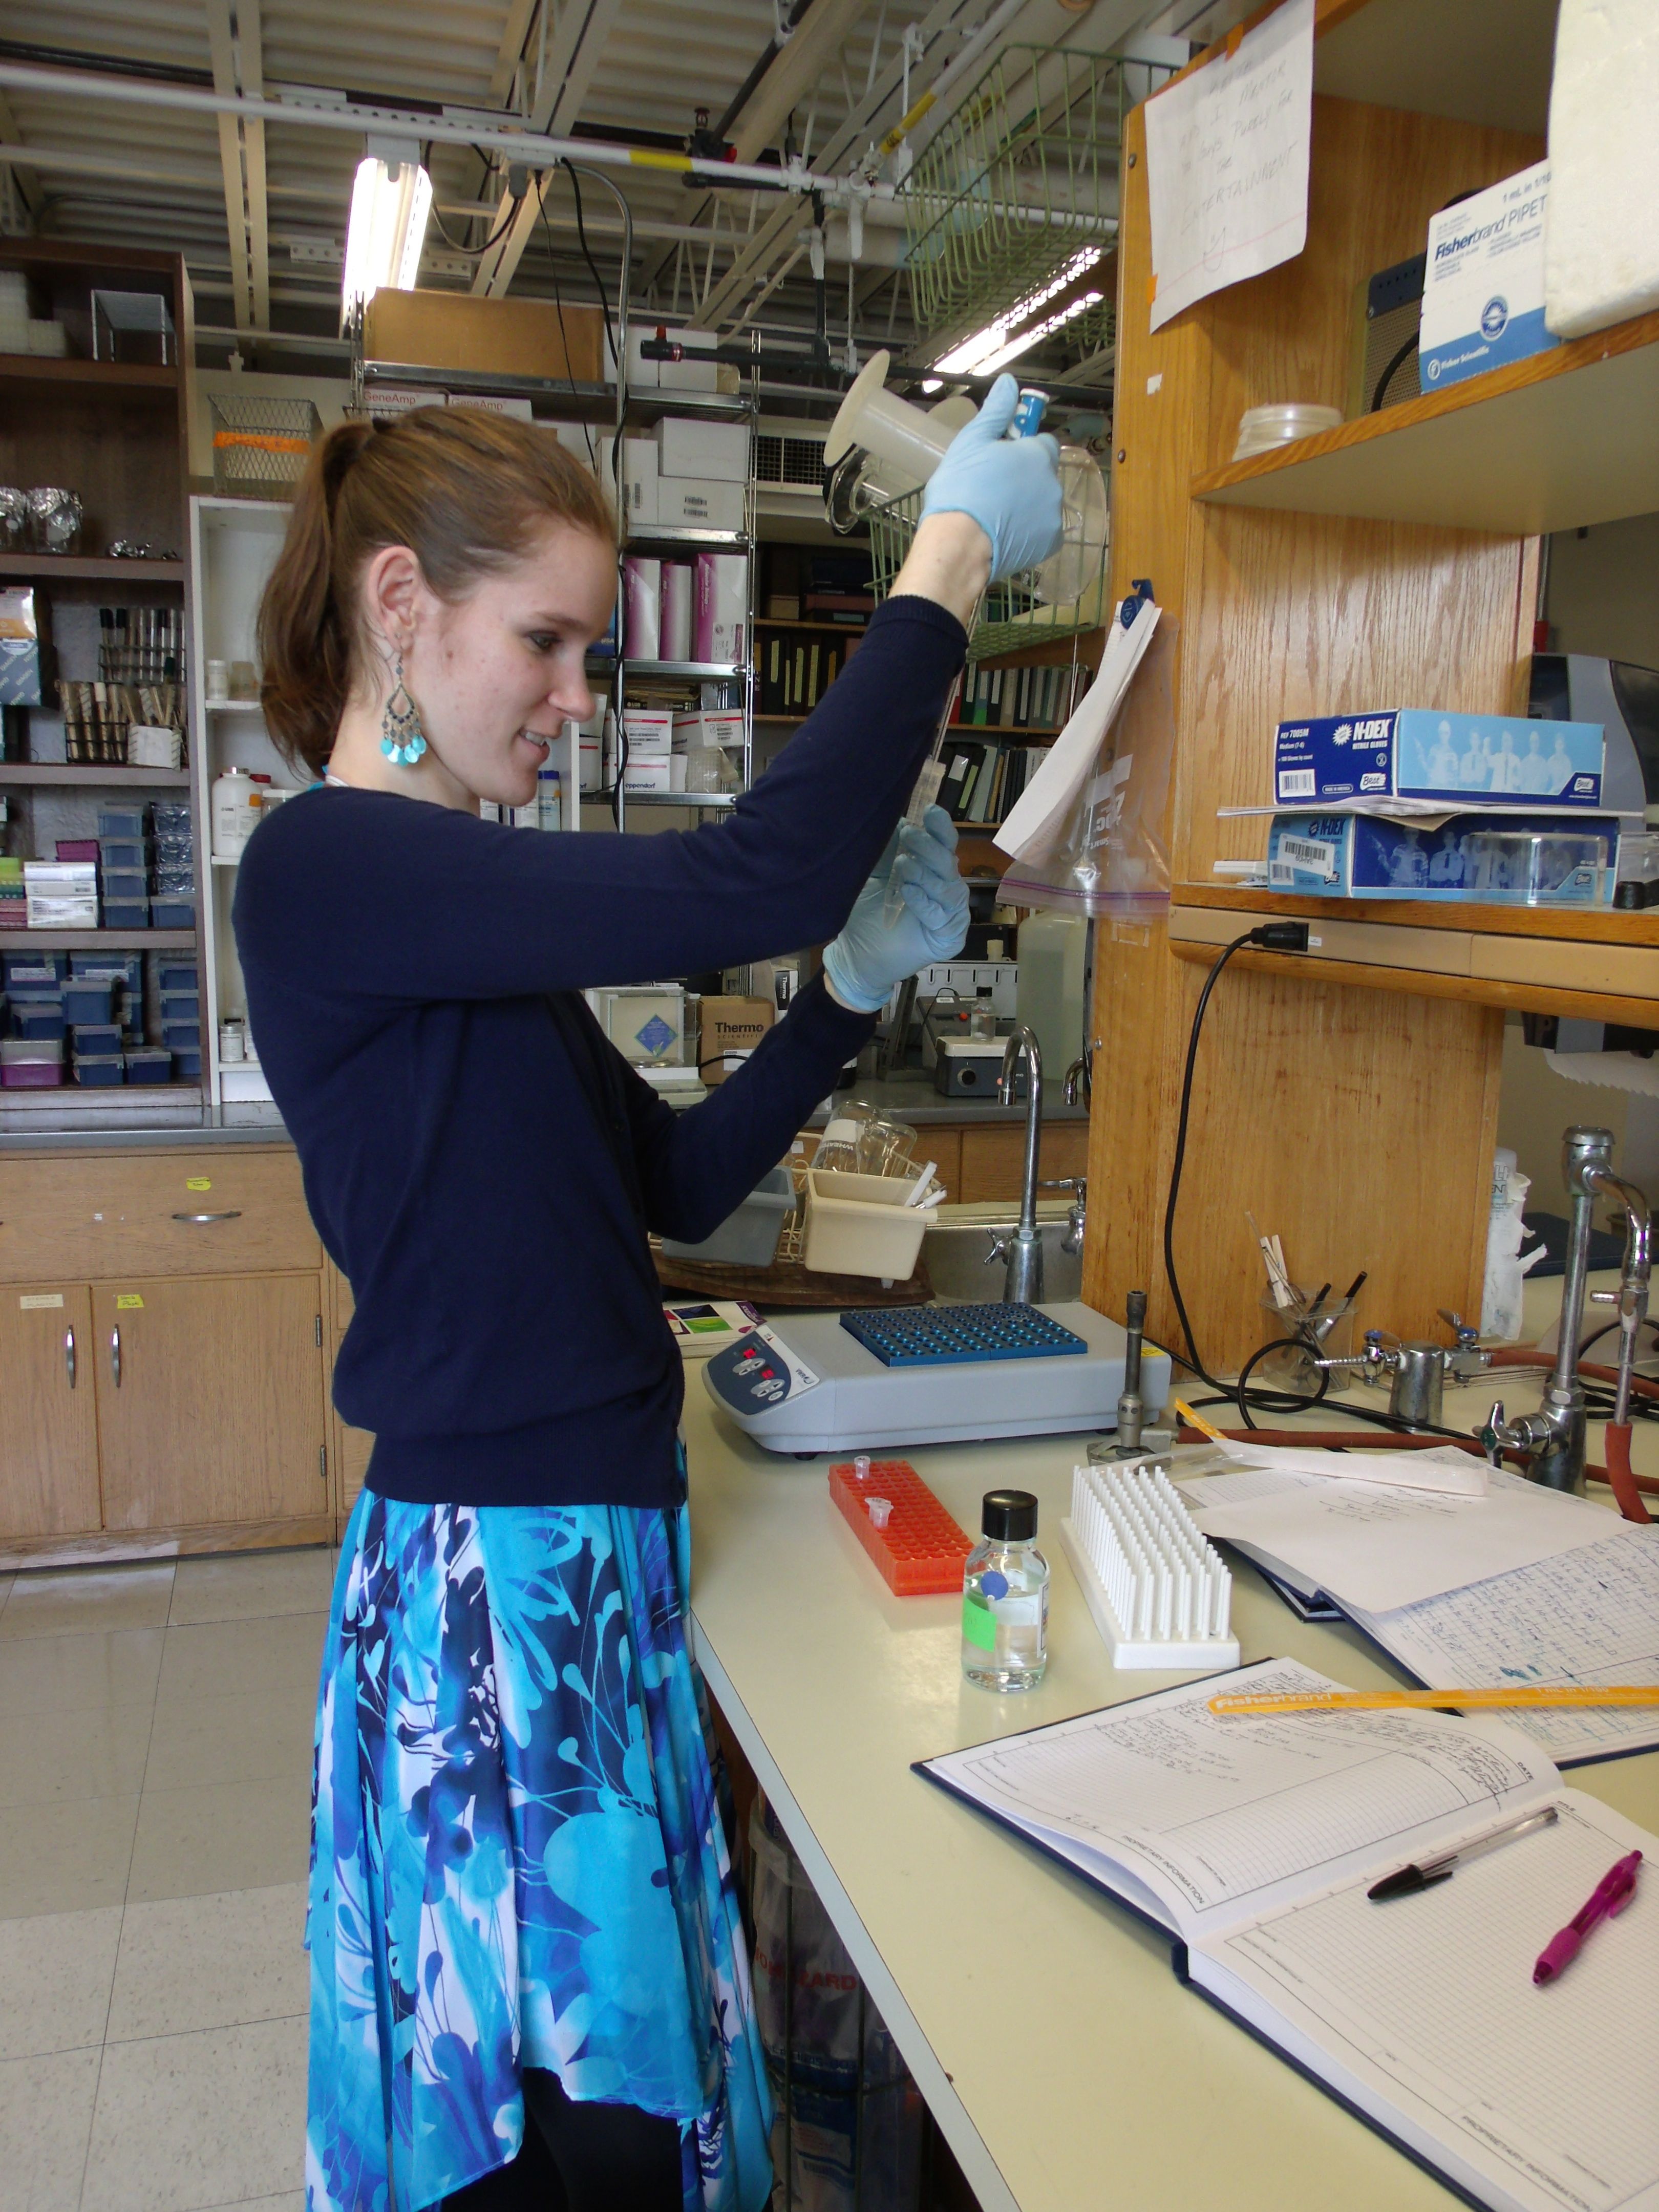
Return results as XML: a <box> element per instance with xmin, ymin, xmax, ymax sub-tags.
<box><xmin>1368</xmin><ymin>1803</ymin><xmax>1558</xmax><ymax>1900</ymax></box>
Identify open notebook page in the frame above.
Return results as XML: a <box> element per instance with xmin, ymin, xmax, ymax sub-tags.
<box><xmin>1192</xmin><ymin>1792</ymin><xmax>1657</xmax><ymax>2212</ymax></box>
<box><xmin>1175</xmin><ymin>1465</ymin><xmax>1617</xmax><ymax>1612</ymax></box>
<box><xmin>922</xmin><ymin>1659</ymin><xmax>1558</xmax><ymax>1947</ymax></box>
<box><xmin>1343</xmin><ymin>1528</ymin><xmax>1659</xmax><ymax>1768</ymax></box>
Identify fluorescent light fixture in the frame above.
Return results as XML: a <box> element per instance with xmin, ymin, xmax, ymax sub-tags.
<box><xmin>921</xmin><ymin>377</ymin><xmax>943</xmax><ymax>393</ymax></box>
<box><xmin>931</xmin><ymin>245</ymin><xmax>1106</xmax><ymax>378</ymax></box>
<box><xmin>341</xmin><ymin>135</ymin><xmax>433</xmax><ymax>332</ymax></box>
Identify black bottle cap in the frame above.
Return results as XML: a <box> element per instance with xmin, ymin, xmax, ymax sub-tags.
<box><xmin>982</xmin><ymin>1488</ymin><xmax>1038</xmax><ymax>1541</ymax></box>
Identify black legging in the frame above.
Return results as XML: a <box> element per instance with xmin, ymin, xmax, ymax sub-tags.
<box><xmin>441</xmin><ymin>2068</ymin><xmax>683</xmax><ymax>2212</ymax></box>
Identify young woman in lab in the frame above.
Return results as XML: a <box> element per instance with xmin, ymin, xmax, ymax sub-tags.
<box><xmin>238</xmin><ymin>387</ymin><xmax>1059</xmax><ymax>2212</ymax></box>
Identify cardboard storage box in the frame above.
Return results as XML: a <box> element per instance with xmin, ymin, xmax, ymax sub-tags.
<box><xmin>364</xmin><ymin>290</ymin><xmax>604</xmax><ymax>383</ymax></box>
<box><xmin>1266</xmin><ymin>809</ymin><xmax>1620</xmax><ymax>899</ymax></box>
<box><xmin>1420</xmin><ymin>160</ymin><xmax>1559</xmax><ymax>390</ymax></box>
<box><xmin>1273</xmin><ymin>707</ymin><xmax>1604</xmax><ymax>807</ymax></box>
<box><xmin>622</xmin><ymin>708</ymin><xmax>674</xmax><ymax>756</ymax></box>
<box><xmin>657</xmin><ymin>416</ymin><xmax>750</xmax><ymax>482</ymax></box>
<box><xmin>622</xmin><ymin>755</ymin><xmax>674</xmax><ymax>793</ymax></box>
<box><xmin>655</xmin><ymin>478</ymin><xmax>746</xmax><ymax>533</ymax></box>
<box><xmin>697</xmin><ymin>995</ymin><xmax>774</xmax><ymax>1083</ymax></box>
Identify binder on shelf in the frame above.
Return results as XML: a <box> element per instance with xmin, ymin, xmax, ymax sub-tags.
<box><xmin>918</xmin><ymin>1657</ymin><xmax>1657</xmax><ymax>2212</ymax></box>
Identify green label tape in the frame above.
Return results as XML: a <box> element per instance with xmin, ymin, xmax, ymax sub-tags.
<box><xmin>962</xmin><ymin>1591</ymin><xmax>996</xmax><ymax>1652</ymax></box>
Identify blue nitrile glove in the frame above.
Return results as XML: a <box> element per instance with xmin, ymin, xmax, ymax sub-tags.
<box><xmin>822</xmin><ymin>805</ymin><xmax>971</xmax><ymax>1014</ymax></box>
<box><xmin>918</xmin><ymin>372</ymin><xmax>1064</xmax><ymax>582</ymax></box>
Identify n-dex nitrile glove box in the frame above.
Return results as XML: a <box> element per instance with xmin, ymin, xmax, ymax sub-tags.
<box><xmin>1420</xmin><ymin>160</ymin><xmax>1560</xmax><ymax>390</ymax></box>
<box><xmin>1267</xmin><ymin>810</ymin><xmax>1621</xmax><ymax>899</ymax></box>
<box><xmin>1273</xmin><ymin>708</ymin><xmax>1604</xmax><ymax>807</ymax></box>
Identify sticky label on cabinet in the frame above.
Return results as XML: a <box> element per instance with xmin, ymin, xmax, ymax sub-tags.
<box><xmin>19</xmin><ymin>1292</ymin><xmax>63</xmax><ymax>1309</ymax></box>
<box><xmin>185</xmin><ymin>1177</ymin><xmax>211</xmax><ymax>1191</ymax></box>
<box><xmin>115</xmin><ymin>1293</ymin><xmax>144</xmax><ymax>1310</ymax></box>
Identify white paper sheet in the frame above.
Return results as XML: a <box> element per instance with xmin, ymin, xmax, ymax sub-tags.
<box><xmin>1216</xmin><ymin>1438</ymin><xmax>1488</xmax><ymax>1497</ymax></box>
<box><xmin>993</xmin><ymin>595</ymin><xmax>1159</xmax><ymax>863</ymax></box>
<box><xmin>1143</xmin><ymin>0</ymin><xmax>1314</xmax><ymax>334</ymax></box>
<box><xmin>1345</xmin><ymin>1528</ymin><xmax>1659</xmax><ymax>1766</ymax></box>
<box><xmin>1175</xmin><ymin>1466</ymin><xmax>1619</xmax><ymax>1613</ymax></box>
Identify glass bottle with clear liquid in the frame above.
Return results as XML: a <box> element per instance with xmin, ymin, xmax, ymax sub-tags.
<box><xmin>962</xmin><ymin>1489</ymin><xmax>1049</xmax><ymax>1691</ymax></box>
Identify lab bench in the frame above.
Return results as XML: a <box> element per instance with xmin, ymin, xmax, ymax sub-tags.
<box><xmin>682</xmin><ymin>1349</ymin><xmax>1657</xmax><ymax>2212</ymax></box>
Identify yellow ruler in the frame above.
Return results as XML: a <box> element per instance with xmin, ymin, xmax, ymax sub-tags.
<box><xmin>1209</xmin><ymin>1685</ymin><xmax>1659</xmax><ymax>1715</ymax></box>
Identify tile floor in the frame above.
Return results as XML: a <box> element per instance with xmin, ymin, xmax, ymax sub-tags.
<box><xmin>0</xmin><ymin>1545</ymin><xmax>335</xmax><ymax>2211</ymax></box>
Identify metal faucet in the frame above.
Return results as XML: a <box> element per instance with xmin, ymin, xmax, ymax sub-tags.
<box><xmin>986</xmin><ymin>1024</ymin><xmax>1045</xmax><ymax>1303</ymax></box>
<box><xmin>1482</xmin><ymin>1126</ymin><xmax>1652</xmax><ymax>1492</ymax></box>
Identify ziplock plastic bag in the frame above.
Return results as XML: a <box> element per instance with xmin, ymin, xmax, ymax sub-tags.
<box><xmin>996</xmin><ymin>605</ymin><xmax>1175</xmax><ymax>923</ymax></box>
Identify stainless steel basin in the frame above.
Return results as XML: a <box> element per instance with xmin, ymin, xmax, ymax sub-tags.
<box><xmin>922</xmin><ymin>1200</ymin><xmax>1082</xmax><ymax>1304</ymax></box>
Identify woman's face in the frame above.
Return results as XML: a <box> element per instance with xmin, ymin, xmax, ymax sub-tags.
<box><xmin>400</xmin><ymin>522</ymin><xmax>616</xmax><ymax>810</ymax></box>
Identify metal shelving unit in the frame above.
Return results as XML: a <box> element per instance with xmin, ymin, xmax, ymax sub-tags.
<box><xmin>358</xmin><ymin>356</ymin><xmax>758</xmax><ymax>834</ymax></box>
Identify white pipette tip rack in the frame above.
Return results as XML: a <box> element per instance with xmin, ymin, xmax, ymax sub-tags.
<box><xmin>1060</xmin><ymin>1460</ymin><xmax>1240</xmax><ymax>1671</ymax></box>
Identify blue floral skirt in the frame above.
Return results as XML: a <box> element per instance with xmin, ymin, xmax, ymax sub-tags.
<box><xmin>305</xmin><ymin>1488</ymin><xmax>774</xmax><ymax>2212</ymax></box>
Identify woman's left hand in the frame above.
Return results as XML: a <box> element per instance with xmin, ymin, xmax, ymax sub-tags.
<box><xmin>822</xmin><ymin>805</ymin><xmax>971</xmax><ymax>1013</ymax></box>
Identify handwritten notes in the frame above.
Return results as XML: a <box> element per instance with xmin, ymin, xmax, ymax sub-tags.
<box><xmin>1144</xmin><ymin>0</ymin><xmax>1314</xmax><ymax>333</ymax></box>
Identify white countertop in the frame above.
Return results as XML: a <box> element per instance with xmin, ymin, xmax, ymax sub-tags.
<box><xmin>683</xmin><ymin>1296</ymin><xmax>1656</xmax><ymax>2212</ymax></box>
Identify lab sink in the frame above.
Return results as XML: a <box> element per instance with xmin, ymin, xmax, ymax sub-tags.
<box><xmin>921</xmin><ymin>1200</ymin><xmax>1083</xmax><ymax>1304</ymax></box>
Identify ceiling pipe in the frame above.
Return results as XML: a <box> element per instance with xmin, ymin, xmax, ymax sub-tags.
<box><xmin>709</xmin><ymin>0</ymin><xmax>820</xmax><ymax>146</ymax></box>
<box><xmin>0</xmin><ymin>56</ymin><xmax>900</xmax><ymax>205</ymax></box>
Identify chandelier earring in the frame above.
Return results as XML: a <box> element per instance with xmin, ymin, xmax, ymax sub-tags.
<box><xmin>380</xmin><ymin>647</ymin><xmax>427</xmax><ymax>767</ymax></box>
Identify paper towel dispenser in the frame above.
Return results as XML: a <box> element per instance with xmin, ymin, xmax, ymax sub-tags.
<box><xmin>1530</xmin><ymin>653</ymin><xmax>1659</xmax><ymax>822</ymax></box>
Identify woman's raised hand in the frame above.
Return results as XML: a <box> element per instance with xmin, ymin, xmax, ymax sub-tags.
<box><xmin>919</xmin><ymin>374</ymin><xmax>1065</xmax><ymax>582</ymax></box>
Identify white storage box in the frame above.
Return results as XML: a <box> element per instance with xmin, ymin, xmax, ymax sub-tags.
<box><xmin>694</xmin><ymin>552</ymin><xmax>749</xmax><ymax>663</ymax></box>
<box><xmin>801</xmin><ymin>1169</ymin><xmax>931</xmax><ymax>1281</ymax></box>
<box><xmin>656</xmin><ymin>478</ymin><xmax>746</xmax><ymax>533</ymax></box>
<box><xmin>674</xmin><ymin>710</ymin><xmax>745</xmax><ymax>752</ymax></box>
<box><xmin>623</xmin><ymin>708</ymin><xmax>674</xmax><ymax>755</ymax></box>
<box><xmin>657</xmin><ymin>416</ymin><xmax>750</xmax><ymax>482</ymax></box>
<box><xmin>622</xmin><ymin>755</ymin><xmax>674</xmax><ymax>793</ymax></box>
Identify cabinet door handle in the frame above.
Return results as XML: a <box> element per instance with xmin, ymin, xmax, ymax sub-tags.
<box><xmin>110</xmin><ymin>1324</ymin><xmax>121</xmax><ymax>1389</ymax></box>
<box><xmin>172</xmin><ymin>1210</ymin><xmax>243</xmax><ymax>1224</ymax></box>
<box><xmin>65</xmin><ymin>1326</ymin><xmax>76</xmax><ymax>1390</ymax></box>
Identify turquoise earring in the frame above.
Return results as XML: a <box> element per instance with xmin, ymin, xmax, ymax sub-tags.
<box><xmin>380</xmin><ymin>651</ymin><xmax>427</xmax><ymax>767</ymax></box>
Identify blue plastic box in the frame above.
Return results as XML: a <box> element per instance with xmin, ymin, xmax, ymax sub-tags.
<box><xmin>98</xmin><ymin>838</ymin><xmax>148</xmax><ymax>870</ymax></box>
<box><xmin>1267</xmin><ymin>811</ymin><xmax>1621</xmax><ymax>899</ymax></box>
<box><xmin>70</xmin><ymin>1022</ymin><xmax>122</xmax><ymax>1055</ymax></box>
<box><xmin>70</xmin><ymin>950</ymin><xmax>143</xmax><ymax>988</ymax></box>
<box><xmin>72</xmin><ymin>1054</ymin><xmax>125</xmax><ymax>1087</ymax></box>
<box><xmin>161</xmin><ymin>1017</ymin><xmax>201</xmax><ymax>1050</ymax></box>
<box><xmin>13</xmin><ymin>999</ymin><xmax>65</xmax><ymax>1040</ymax></box>
<box><xmin>60</xmin><ymin>978</ymin><xmax>115</xmax><ymax>1025</ymax></box>
<box><xmin>172</xmin><ymin>1045</ymin><xmax>202</xmax><ymax>1079</ymax></box>
<box><xmin>101</xmin><ymin>899</ymin><xmax>150</xmax><ymax>931</ymax></box>
<box><xmin>159</xmin><ymin>989</ymin><xmax>199</xmax><ymax>1021</ymax></box>
<box><xmin>149</xmin><ymin>897</ymin><xmax>195</xmax><ymax>928</ymax></box>
<box><xmin>4</xmin><ymin>951</ymin><xmax>66</xmax><ymax>987</ymax></box>
<box><xmin>96</xmin><ymin>804</ymin><xmax>146</xmax><ymax>839</ymax></box>
<box><xmin>149</xmin><ymin>800</ymin><xmax>191</xmax><ymax>835</ymax></box>
<box><xmin>158</xmin><ymin>963</ymin><xmax>198</xmax><ymax>992</ymax></box>
<box><xmin>124</xmin><ymin>1047</ymin><xmax>174</xmax><ymax>1084</ymax></box>
<box><xmin>1273</xmin><ymin>709</ymin><xmax>1605</xmax><ymax>807</ymax></box>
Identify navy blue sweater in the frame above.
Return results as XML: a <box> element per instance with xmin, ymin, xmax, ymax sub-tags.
<box><xmin>233</xmin><ymin>594</ymin><xmax>967</xmax><ymax>1507</ymax></box>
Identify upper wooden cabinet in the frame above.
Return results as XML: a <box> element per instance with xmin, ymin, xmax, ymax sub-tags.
<box><xmin>0</xmin><ymin>1146</ymin><xmax>318</xmax><ymax>1284</ymax></box>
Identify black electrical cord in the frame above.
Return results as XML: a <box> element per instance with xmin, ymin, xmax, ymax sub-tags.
<box><xmin>562</xmin><ymin>158</ymin><xmax>620</xmax><ymax>382</ymax></box>
<box><xmin>1162</xmin><ymin>923</ymin><xmax>1310</xmax><ymax>1388</ymax></box>
<box><xmin>1235</xmin><ymin>1338</ymin><xmax>1330</xmax><ymax>1426</ymax></box>
<box><xmin>1370</xmin><ymin>331</ymin><xmax>1418</xmax><ymax>413</ymax></box>
<box><xmin>422</xmin><ymin>146</ymin><xmax>525</xmax><ymax>257</ymax></box>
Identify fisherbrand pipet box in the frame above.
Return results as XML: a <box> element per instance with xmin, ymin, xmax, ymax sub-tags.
<box><xmin>1419</xmin><ymin>160</ymin><xmax>1560</xmax><ymax>389</ymax></box>
<box><xmin>1273</xmin><ymin>709</ymin><xmax>1604</xmax><ymax>806</ymax></box>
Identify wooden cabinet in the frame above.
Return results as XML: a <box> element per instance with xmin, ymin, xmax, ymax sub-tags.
<box><xmin>0</xmin><ymin>1284</ymin><xmax>101</xmax><ymax>1542</ymax></box>
<box><xmin>959</xmin><ymin>1123</ymin><xmax>1088</xmax><ymax>1206</ymax></box>
<box><xmin>93</xmin><ymin>1274</ymin><xmax>328</xmax><ymax>1531</ymax></box>
<box><xmin>0</xmin><ymin>1146</ymin><xmax>317</xmax><ymax>1285</ymax></box>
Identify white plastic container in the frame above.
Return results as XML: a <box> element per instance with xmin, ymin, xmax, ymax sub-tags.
<box><xmin>801</xmin><ymin>1169</ymin><xmax>931</xmax><ymax>1280</ymax></box>
<box><xmin>1015</xmin><ymin>911</ymin><xmax>1087</xmax><ymax>1078</ymax></box>
<box><xmin>212</xmin><ymin>766</ymin><xmax>259</xmax><ymax>859</ymax></box>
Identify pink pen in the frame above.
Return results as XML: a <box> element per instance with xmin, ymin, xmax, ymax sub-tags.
<box><xmin>1533</xmin><ymin>1850</ymin><xmax>1643</xmax><ymax>1985</ymax></box>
